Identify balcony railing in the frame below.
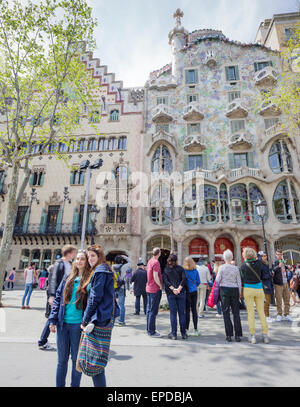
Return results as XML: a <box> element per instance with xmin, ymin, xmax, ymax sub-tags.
<box><xmin>259</xmin><ymin>100</ymin><xmax>281</xmax><ymax>116</ymax></box>
<box><xmin>13</xmin><ymin>223</ymin><xmax>94</xmax><ymax>236</ymax></box>
<box><xmin>152</xmin><ymin>104</ymin><xmax>173</xmax><ymax>124</ymax></box>
<box><xmin>261</xmin><ymin>122</ymin><xmax>287</xmax><ymax>152</ymax></box>
<box><xmin>183</xmin><ymin>166</ymin><xmax>263</xmax><ymax>182</ymax></box>
<box><xmin>255</xmin><ymin>66</ymin><xmax>278</xmax><ymax>86</ymax></box>
<box><xmin>229</xmin><ymin>132</ymin><xmax>253</xmax><ymax>150</ymax></box>
<box><xmin>183</xmin><ymin>133</ymin><xmax>206</xmax><ymax>153</ymax></box>
<box><xmin>226</xmin><ymin>99</ymin><xmax>248</xmax><ymax>119</ymax></box>
<box><xmin>183</xmin><ymin>102</ymin><xmax>204</xmax><ymax>121</ymax></box>
<box><xmin>228</xmin><ymin>167</ymin><xmax>262</xmax><ymax>180</ymax></box>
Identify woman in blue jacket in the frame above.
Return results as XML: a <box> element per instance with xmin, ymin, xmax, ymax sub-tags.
<box><xmin>49</xmin><ymin>250</ymin><xmax>91</xmax><ymax>387</ymax></box>
<box><xmin>80</xmin><ymin>245</ymin><xmax>120</xmax><ymax>387</ymax></box>
<box><xmin>183</xmin><ymin>256</ymin><xmax>201</xmax><ymax>337</ymax></box>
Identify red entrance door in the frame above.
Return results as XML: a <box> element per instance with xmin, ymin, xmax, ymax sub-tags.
<box><xmin>189</xmin><ymin>238</ymin><xmax>209</xmax><ymax>257</ymax></box>
<box><xmin>240</xmin><ymin>238</ymin><xmax>259</xmax><ymax>260</ymax></box>
<box><xmin>214</xmin><ymin>238</ymin><xmax>234</xmax><ymax>260</ymax></box>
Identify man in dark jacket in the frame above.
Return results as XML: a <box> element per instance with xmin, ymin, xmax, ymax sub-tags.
<box><xmin>271</xmin><ymin>250</ymin><xmax>293</xmax><ymax>322</ymax></box>
<box><xmin>131</xmin><ymin>259</ymin><xmax>147</xmax><ymax>315</ymax></box>
<box><xmin>38</xmin><ymin>245</ymin><xmax>76</xmax><ymax>350</ymax></box>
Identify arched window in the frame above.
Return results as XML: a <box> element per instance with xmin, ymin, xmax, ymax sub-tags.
<box><xmin>151</xmin><ymin>145</ymin><xmax>172</xmax><ymax>174</ymax></box>
<box><xmin>230</xmin><ymin>184</ymin><xmax>250</xmax><ymax>224</ymax></box>
<box><xmin>291</xmin><ymin>182</ymin><xmax>300</xmax><ymax>222</ymax></box>
<box><xmin>273</xmin><ymin>180</ymin><xmax>293</xmax><ymax>223</ymax></box>
<box><xmin>98</xmin><ymin>138</ymin><xmax>107</xmax><ymax>150</ymax></box>
<box><xmin>68</xmin><ymin>140</ymin><xmax>78</xmax><ymax>152</ymax></box>
<box><xmin>110</xmin><ymin>110</ymin><xmax>119</xmax><ymax>121</ymax></box>
<box><xmin>108</xmin><ymin>137</ymin><xmax>118</xmax><ymax>150</ymax></box>
<box><xmin>115</xmin><ymin>166</ymin><xmax>128</xmax><ymax>181</ymax></box>
<box><xmin>150</xmin><ymin>183</ymin><xmax>173</xmax><ymax>225</ymax></box>
<box><xmin>87</xmin><ymin>138</ymin><xmax>97</xmax><ymax>151</ymax></box>
<box><xmin>118</xmin><ymin>136</ymin><xmax>127</xmax><ymax>150</ymax></box>
<box><xmin>201</xmin><ymin>185</ymin><xmax>218</xmax><ymax>224</ymax></box>
<box><xmin>269</xmin><ymin>141</ymin><xmax>293</xmax><ymax>173</ymax></box>
<box><xmin>181</xmin><ymin>184</ymin><xmax>199</xmax><ymax>225</ymax></box>
<box><xmin>78</xmin><ymin>139</ymin><xmax>87</xmax><ymax>152</ymax></box>
<box><xmin>249</xmin><ymin>183</ymin><xmax>268</xmax><ymax>223</ymax></box>
<box><xmin>220</xmin><ymin>183</ymin><xmax>229</xmax><ymax>223</ymax></box>
<box><xmin>58</xmin><ymin>142</ymin><xmax>67</xmax><ymax>153</ymax></box>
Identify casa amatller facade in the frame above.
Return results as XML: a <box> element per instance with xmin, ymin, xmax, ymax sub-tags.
<box><xmin>0</xmin><ymin>10</ymin><xmax>300</xmax><ymax>277</ymax></box>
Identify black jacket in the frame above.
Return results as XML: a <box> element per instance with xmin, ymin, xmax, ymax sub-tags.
<box><xmin>131</xmin><ymin>268</ymin><xmax>147</xmax><ymax>296</ymax></box>
<box><xmin>260</xmin><ymin>261</ymin><xmax>274</xmax><ymax>294</ymax></box>
<box><xmin>47</xmin><ymin>259</ymin><xmax>67</xmax><ymax>297</ymax></box>
<box><xmin>240</xmin><ymin>260</ymin><xmax>264</xmax><ymax>286</ymax></box>
<box><xmin>272</xmin><ymin>260</ymin><xmax>288</xmax><ymax>286</ymax></box>
<box><xmin>163</xmin><ymin>265</ymin><xmax>187</xmax><ymax>296</ymax></box>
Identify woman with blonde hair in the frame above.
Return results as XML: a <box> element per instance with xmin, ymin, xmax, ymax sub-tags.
<box><xmin>240</xmin><ymin>247</ymin><xmax>269</xmax><ymax>344</ymax></box>
<box><xmin>216</xmin><ymin>250</ymin><xmax>242</xmax><ymax>342</ymax></box>
<box><xmin>183</xmin><ymin>256</ymin><xmax>200</xmax><ymax>337</ymax></box>
<box><xmin>49</xmin><ymin>250</ymin><xmax>92</xmax><ymax>387</ymax></box>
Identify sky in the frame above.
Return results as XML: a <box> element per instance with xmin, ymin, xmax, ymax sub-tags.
<box><xmin>87</xmin><ymin>0</ymin><xmax>299</xmax><ymax>88</ymax></box>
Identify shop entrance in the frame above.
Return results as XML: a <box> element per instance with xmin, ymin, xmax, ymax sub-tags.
<box><xmin>147</xmin><ymin>236</ymin><xmax>177</xmax><ymax>272</ymax></box>
<box><xmin>106</xmin><ymin>251</ymin><xmax>127</xmax><ymax>266</ymax></box>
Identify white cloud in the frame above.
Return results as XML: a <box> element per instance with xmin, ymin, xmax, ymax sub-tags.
<box><xmin>87</xmin><ymin>0</ymin><xmax>298</xmax><ymax>87</ymax></box>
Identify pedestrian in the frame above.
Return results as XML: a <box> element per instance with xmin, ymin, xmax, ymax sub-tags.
<box><xmin>196</xmin><ymin>258</ymin><xmax>211</xmax><ymax>318</ymax></box>
<box><xmin>146</xmin><ymin>247</ymin><xmax>163</xmax><ymax>337</ymax></box>
<box><xmin>183</xmin><ymin>256</ymin><xmax>200</xmax><ymax>337</ymax></box>
<box><xmin>49</xmin><ymin>250</ymin><xmax>92</xmax><ymax>387</ymax></box>
<box><xmin>240</xmin><ymin>248</ymin><xmax>269</xmax><ymax>344</ymax></box>
<box><xmin>271</xmin><ymin>250</ymin><xmax>293</xmax><ymax>322</ymax></box>
<box><xmin>38</xmin><ymin>244</ymin><xmax>77</xmax><ymax>351</ymax></box>
<box><xmin>39</xmin><ymin>267</ymin><xmax>49</xmax><ymax>290</ymax></box>
<box><xmin>163</xmin><ymin>254</ymin><xmax>187</xmax><ymax>340</ymax></box>
<box><xmin>6</xmin><ymin>267</ymin><xmax>16</xmax><ymax>290</ymax></box>
<box><xmin>79</xmin><ymin>245</ymin><xmax>120</xmax><ymax>387</ymax></box>
<box><xmin>290</xmin><ymin>266</ymin><xmax>300</xmax><ymax>306</ymax></box>
<box><xmin>216</xmin><ymin>250</ymin><xmax>243</xmax><ymax>342</ymax></box>
<box><xmin>258</xmin><ymin>251</ymin><xmax>275</xmax><ymax>323</ymax></box>
<box><xmin>131</xmin><ymin>258</ymin><xmax>147</xmax><ymax>315</ymax></box>
<box><xmin>21</xmin><ymin>263</ymin><xmax>37</xmax><ymax>309</ymax></box>
<box><xmin>112</xmin><ymin>255</ymin><xmax>126</xmax><ymax>326</ymax></box>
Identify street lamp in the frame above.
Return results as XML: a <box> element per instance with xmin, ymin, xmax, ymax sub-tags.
<box><xmin>255</xmin><ymin>198</ymin><xmax>269</xmax><ymax>260</ymax></box>
<box><xmin>80</xmin><ymin>159</ymin><xmax>103</xmax><ymax>248</ymax></box>
<box><xmin>89</xmin><ymin>205</ymin><xmax>100</xmax><ymax>245</ymax></box>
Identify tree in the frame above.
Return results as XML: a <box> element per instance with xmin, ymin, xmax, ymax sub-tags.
<box><xmin>258</xmin><ymin>20</ymin><xmax>300</xmax><ymax>134</ymax></box>
<box><xmin>0</xmin><ymin>0</ymin><xmax>98</xmax><ymax>306</ymax></box>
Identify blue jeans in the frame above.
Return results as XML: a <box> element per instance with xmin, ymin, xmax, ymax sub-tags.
<box><xmin>22</xmin><ymin>283</ymin><xmax>33</xmax><ymax>306</ymax></box>
<box><xmin>217</xmin><ymin>301</ymin><xmax>222</xmax><ymax>315</ymax></box>
<box><xmin>56</xmin><ymin>323</ymin><xmax>82</xmax><ymax>387</ymax></box>
<box><xmin>117</xmin><ymin>287</ymin><xmax>125</xmax><ymax>323</ymax></box>
<box><xmin>92</xmin><ymin>370</ymin><xmax>106</xmax><ymax>387</ymax></box>
<box><xmin>146</xmin><ymin>291</ymin><xmax>162</xmax><ymax>335</ymax></box>
<box><xmin>167</xmin><ymin>292</ymin><xmax>186</xmax><ymax>336</ymax></box>
<box><xmin>38</xmin><ymin>318</ymin><xmax>50</xmax><ymax>347</ymax></box>
<box><xmin>135</xmin><ymin>294</ymin><xmax>147</xmax><ymax>315</ymax></box>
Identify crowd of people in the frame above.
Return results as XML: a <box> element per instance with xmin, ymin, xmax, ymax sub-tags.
<box><xmin>6</xmin><ymin>242</ymin><xmax>300</xmax><ymax>387</ymax></box>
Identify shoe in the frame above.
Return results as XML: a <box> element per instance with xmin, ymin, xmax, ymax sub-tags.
<box><xmin>39</xmin><ymin>342</ymin><xmax>56</xmax><ymax>351</ymax></box>
<box><xmin>215</xmin><ymin>314</ymin><xmax>222</xmax><ymax>318</ymax></box>
<box><xmin>181</xmin><ymin>334</ymin><xmax>188</xmax><ymax>340</ymax></box>
<box><xmin>25</xmin><ymin>306</ymin><xmax>31</xmax><ymax>309</ymax></box>
<box><xmin>226</xmin><ymin>336</ymin><xmax>232</xmax><ymax>342</ymax></box>
<box><xmin>276</xmin><ymin>315</ymin><xmax>282</xmax><ymax>322</ymax></box>
<box><xmin>266</xmin><ymin>317</ymin><xmax>275</xmax><ymax>323</ymax></box>
<box><xmin>167</xmin><ymin>333</ymin><xmax>177</xmax><ymax>340</ymax></box>
<box><xmin>263</xmin><ymin>335</ymin><xmax>270</xmax><ymax>344</ymax></box>
<box><xmin>284</xmin><ymin>315</ymin><xmax>294</xmax><ymax>322</ymax></box>
<box><xmin>249</xmin><ymin>334</ymin><xmax>256</xmax><ymax>344</ymax></box>
<box><xmin>193</xmin><ymin>329</ymin><xmax>200</xmax><ymax>336</ymax></box>
<box><xmin>150</xmin><ymin>332</ymin><xmax>161</xmax><ymax>338</ymax></box>
<box><xmin>198</xmin><ymin>314</ymin><xmax>205</xmax><ymax>318</ymax></box>
<box><xmin>21</xmin><ymin>306</ymin><xmax>25</xmax><ymax>309</ymax></box>
<box><xmin>118</xmin><ymin>321</ymin><xmax>126</xmax><ymax>326</ymax></box>
<box><xmin>235</xmin><ymin>336</ymin><xmax>241</xmax><ymax>342</ymax></box>
<box><xmin>133</xmin><ymin>312</ymin><xmax>139</xmax><ymax>315</ymax></box>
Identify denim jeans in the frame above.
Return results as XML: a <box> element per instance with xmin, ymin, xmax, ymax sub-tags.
<box><xmin>38</xmin><ymin>318</ymin><xmax>50</xmax><ymax>347</ymax></box>
<box><xmin>216</xmin><ymin>301</ymin><xmax>222</xmax><ymax>315</ymax></box>
<box><xmin>117</xmin><ymin>287</ymin><xmax>126</xmax><ymax>323</ymax></box>
<box><xmin>146</xmin><ymin>291</ymin><xmax>162</xmax><ymax>335</ymax></box>
<box><xmin>135</xmin><ymin>294</ymin><xmax>147</xmax><ymax>315</ymax></box>
<box><xmin>167</xmin><ymin>292</ymin><xmax>186</xmax><ymax>336</ymax></box>
<box><xmin>56</xmin><ymin>322</ymin><xmax>82</xmax><ymax>387</ymax></box>
<box><xmin>22</xmin><ymin>283</ymin><xmax>33</xmax><ymax>306</ymax></box>
<box><xmin>92</xmin><ymin>370</ymin><xmax>106</xmax><ymax>387</ymax></box>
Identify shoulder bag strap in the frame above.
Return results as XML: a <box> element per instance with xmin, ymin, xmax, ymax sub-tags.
<box><xmin>246</xmin><ymin>263</ymin><xmax>262</xmax><ymax>282</ymax></box>
<box><xmin>185</xmin><ymin>272</ymin><xmax>199</xmax><ymax>288</ymax></box>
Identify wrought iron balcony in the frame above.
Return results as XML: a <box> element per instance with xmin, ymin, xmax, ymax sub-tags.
<box><xmin>183</xmin><ymin>102</ymin><xmax>204</xmax><ymax>121</ymax></box>
<box><xmin>226</xmin><ymin>99</ymin><xmax>248</xmax><ymax>119</ymax></box>
<box><xmin>13</xmin><ymin>223</ymin><xmax>94</xmax><ymax>236</ymax></box>
<box><xmin>183</xmin><ymin>133</ymin><xmax>206</xmax><ymax>153</ymax></box>
<box><xmin>152</xmin><ymin>104</ymin><xmax>173</xmax><ymax>124</ymax></box>
<box><xmin>255</xmin><ymin>66</ymin><xmax>278</xmax><ymax>86</ymax></box>
<box><xmin>259</xmin><ymin>100</ymin><xmax>281</xmax><ymax>116</ymax></box>
<box><xmin>229</xmin><ymin>132</ymin><xmax>253</xmax><ymax>150</ymax></box>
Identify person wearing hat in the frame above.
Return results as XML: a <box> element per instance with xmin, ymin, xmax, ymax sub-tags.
<box><xmin>131</xmin><ymin>258</ymin><xmax>147</xmax><ymax>315</ymax></box>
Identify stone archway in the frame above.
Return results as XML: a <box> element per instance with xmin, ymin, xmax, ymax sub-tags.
<box><xmin>188</xmin><ymin>237</ymin><xmax>209</xmax><ymax>261</ymax></box>
<box><xmin>240</xmin><ymin>237</ymin><xmax>259</xmax><ymax>260</ymax></box>
<box><xmin>146</xmin><ymin>235</ymin><xmax>177</xmax><ymax>272</ymax></box>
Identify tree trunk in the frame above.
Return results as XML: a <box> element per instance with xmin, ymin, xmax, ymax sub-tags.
<box><xmin>0</xmin><ymin>162</ymin><xmax>20</xmax><ymax>306</ymax></box>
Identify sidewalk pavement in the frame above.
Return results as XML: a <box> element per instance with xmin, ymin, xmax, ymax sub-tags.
<box><xmin>1</xmin><ymin>288</ymin><xmax>300</xmax><ymax>387</ymax></box>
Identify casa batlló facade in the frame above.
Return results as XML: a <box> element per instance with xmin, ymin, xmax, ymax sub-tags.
<box><xmin>0</xmin><ymin>10</ymin><xmax>300</xmax><ymax>277</ymax></box>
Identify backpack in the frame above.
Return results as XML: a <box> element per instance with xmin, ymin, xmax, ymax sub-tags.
<box><xmin>290</xmin><ymin>275</ymin><xmax>299</xmax><ymax>291</ymax></box>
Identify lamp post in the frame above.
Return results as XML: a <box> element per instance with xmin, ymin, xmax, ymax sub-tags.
<box><xmin>80</xmin><ymin>159</ymin><xmax>103</xmax><ymax>249</ymax></box>
<box><xmin>89</xmin><ymin>205</ymin><xmax>100</xmax><ymax>245</ymax></box>
<box><xmin>255</xmin><ymin>198</ymin><xmax>268</xmax><ymax>260</ymax></box>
